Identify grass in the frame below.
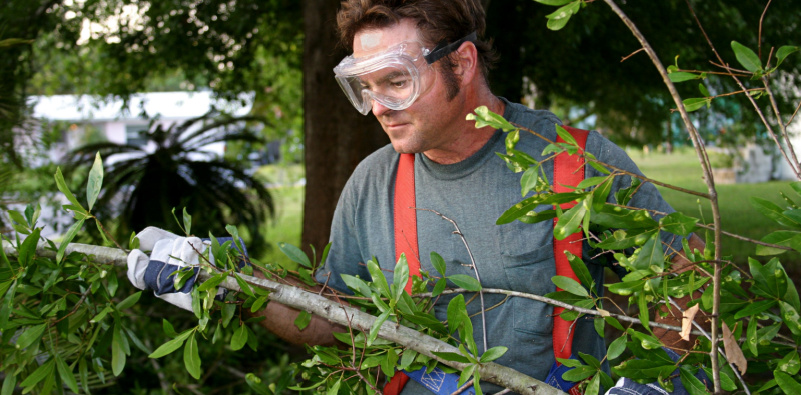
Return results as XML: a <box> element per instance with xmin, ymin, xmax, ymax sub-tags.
<box><xmin>630</xmin><ymin>147</ymin><xmax>801</xmax><ymax>265</ymax></box>
<box><xmin>248</xmin><ymin>164</ymin><xmax>305</xmax><ymax>269</ymax></box>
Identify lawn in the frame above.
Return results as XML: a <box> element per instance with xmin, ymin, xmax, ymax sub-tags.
<box><xmin>630</xmin><ymin>147</ymin><xmax>801</xmax><ymax>265</ymax></box>
<box><xmin>252</xmin><ymin>149</ymin><xmax>801</xmax><ymax>269</ymax></box>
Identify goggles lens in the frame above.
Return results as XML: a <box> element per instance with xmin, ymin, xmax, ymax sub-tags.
<box><xmin>334</xmin><ymin>42</ymin><xmax>426</xmax><ymax>115</ymax></box>
<box><xmin>334</xmin><ymin>32</ymin><xmax>478</xmax><ymax>115</ymax></box>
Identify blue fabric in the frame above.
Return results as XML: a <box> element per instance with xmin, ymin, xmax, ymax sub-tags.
<box><xmin>545</xmin><ymin>354</ymin><xmax>582</xmax><ymax>393</ymax></box>
<box><xmin>143</xmin><ymin>261</ymin><xmax>199</xmax><ymax>295</ymax></box>
<box><xmin>404</xmin><ymin>367</ymin><xmax>474</xmax><ymax>395</ymax></box>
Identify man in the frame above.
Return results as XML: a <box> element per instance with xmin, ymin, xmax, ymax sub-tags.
<box><xmin>128</xmin><ymin>0</ymin><xmax>705</xmax><ymax>393</ymax></box>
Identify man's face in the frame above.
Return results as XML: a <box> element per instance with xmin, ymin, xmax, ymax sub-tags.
<box><xmin>352</xmin><ymin>20</ymin><xmax>465</xmax><ymax>155</ymax></box>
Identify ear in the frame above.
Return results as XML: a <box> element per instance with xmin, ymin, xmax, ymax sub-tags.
<box><xmin>453</xmin><ymin>41</ymin><xmax>479</xmax><ymax>84</ymax></box>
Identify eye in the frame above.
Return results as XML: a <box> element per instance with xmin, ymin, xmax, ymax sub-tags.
<box><xmin>390</xmin><ymin>79</ymin><xmax>408</xmax><ymax>89</ymax></box>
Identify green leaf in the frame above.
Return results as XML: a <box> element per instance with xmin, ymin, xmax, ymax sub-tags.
<box><xmin>479</xmin><ymin>346</ymin><xmax>508</xmax><ymax>363</ymax></box>
<box><xmin>16</xmin><ymin>323</ymin><xmax>47</xmax><ymax>349</ymax></box>
<box><xmin>554</xmin><ymin>202</ymin><xmax>587</xmax><ymax>240</ymax></box>
<box><xmin>277</xmin><ymin>242</ymin><xmax>312</xmax><ymax>268</ymax></box>
<box><xmin>432</xmin><ymin>278</ymin><xmax>447</xmax><ymax>297</ymax></box>
<box><xmin>448</xmin><ymin>274</ymin><xmax>482</xmax><ymax>291</ymax></box>
<box><xmin>774</xmin><ymin>371</ymin><xmax>801</xmax><ymax>395</ymax></box>
<box><xmin>55</xmin><ymin>219</ymin><xmax>84</xmax><ymax>263</ymax></box>
<box><xmin>545</xmin><ymin>1</ymin><xmax>579</xmax><ymax>30</ymax></box>
<box><xmin>55</xmin><ymin>167</ymin><xmax>84</xmax><ymax>212</ymax></box>
<box><xmin>182</xmin><ymin>207</ymin><xmax>192</xmax><ymax>236</ymax></box>
<box><xmin>780</xmin><ymin>301</ymin><xmax>801</xmax><ymax>337</ymax></box>
<box><xmin>432</xmin><ymin>351</ymin><xmax>472</xmax><ymax>364</ymax></box>
<box><xmin>683</xmin><ymin>97</ymin><xmax>710</xmax><ymax>112</ymax></box>
<box><xmin>1</xmin><ymin>373</ymin><xmax>16</xmax><ymax>395</ymax></box>
<box><xmin>775</xmin><ymin>45</ymin><xmax>800</xmax><ymax>68</ymax></box>
<box><xmin>368</xmin><ymin>309</ymin><xmax>391</xmax><ymax>346</ymax></box>
<box><xmin>668</xmin><ymin>71</ymin><xmax>702</xmax><ymax>83</ymax></box>
<box><xmin>184</xmin><ymin>333</ymin><xmax>201</xmax><ymax>379</ymax></box>
<box><xmin>535</xmin><ymin>0</ymin><xmax>572</xmax><ymax>5</ymax></box>
<box><xmin>660</xmin><ymin>212</ymin><xmax>699</xmax><ymax>236</ymax></box>
<box><xmin>607</xmin><ymin>334</ymin><xmax>627</xmax><ymax>360</ymax></box>
<box><xmin>565</xmin><ymin>251</ymin><xmax>593</xmax><ymax>290</ymax></box>
<box><xmin>197</xmin><ymin>272</ymin><xmax>227</xmax><ymax>292</ymax></box>
<box><xmin>341</xmin><ymin>274</ymin><xmax>372</xmax><ymax>297</ymax></box>
<box><xmin>393</xmin><ymin>254</ymin><xmax>410</xmax><ymax>300</ymax></box>
<box><xmin>751</xmin><ymin>197</ymin><xmax>801</xmax><ymax>228</ymax></box>
<box><xmin>520</xmin><ymin>165</ymin><xmax>541</xmax><ymax>196</ymax></box>
<box><xmin>447</xmin><ymin>294</ymin><xmax>467</xmax><ymax>333</ymax></box>
<box><xmin>149</xmin><ymin>329</ymin><xmax>193</xmax><ymax>358</ymax></box>
<box><xmin>631</xmin><ymin>232</ymin><xmax>665</xmax><ymax>271</ymax></box>
<box><xmin>86</xmin><ymin>152</ymin><xmax>104</xmax><ymax>211</ymax></box>
<box><xmin>731</xmin><ymin>40</ymin><xmax>763</xmax><ymax>73</ymax></box>
<box><xmin>112</xmin><ymin>325</ymin><xmax>126</xmax><ymax>376</ymax></box>
<box><xmin>467</xmin><ymin>106</ymin><xmax>517</xmax><ymax>132</ymax></box>
<box><xmin>746</xmin><ymin>315</ymin><xmax>759</xmax><ymax>356</ymax></box>
<box><xmin>20</xmin><ymin>357</ymin><xmax>55</xmax><ymax>389</ymax></box>
<box><xmin>678</xmin><ymin>366</ymin><xmax>708</xmax><ymax>395</ymax></box>
<box><xmin>733</xmin><ymin>299</ymin><xmax>776</xmax><ymax>320</ymax></box>
<box><xmin>562</xmin><ymin>365</ymin><xmax>596</xmax><ymax>382</ymax></box>
<box><xmin>553</xmin><ymin>275</ymin><xmax>589</xmax><ymax>297</ymax></box>
<box><xmin>231</xmin><ymin>324</ymin><xmax>248</xmax><ymax>351</ymax></box>
<box><xmin>233</xmin><ymin>273</ymin><xmax>254</xmax><ymax>297</ymax></box>
<box><xmin>757</xmin><ymin>231</ymin><xmax>801</xmax><ymax>255</ymax></box>
<box><xmin>431</xmin><ymin>251</ymin><xmax>446</xmax><ymax>276</ymax></box>
<box><xmin>294</xmin><ymin>310</ymin><xmax>312</xmax><ymax>331</ymax></box>
<box><xmin>115</xmin><ymin>291</ymin><xmax>142</xmax><ymax>311</ymax></box>
<box><xmin>367</xmin><ymin>258</ymin><xmax>391</xmax><ymax>297</ymax></box>
<box><xmin>777</xmin><ymin>351</ymin><xmax>801</xmax><ymax>376</ymax></box>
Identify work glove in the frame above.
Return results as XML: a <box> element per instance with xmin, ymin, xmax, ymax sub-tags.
<box><xmin>127</xmin><ymin>226</ymin><xmax>224</xmax><ymax>311</ymax></box>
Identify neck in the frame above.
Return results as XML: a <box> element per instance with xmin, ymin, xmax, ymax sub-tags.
<box><xmin>423</xmin><ymin>93</ymin><xmax>506</xmax><ymax>165</ymax></box>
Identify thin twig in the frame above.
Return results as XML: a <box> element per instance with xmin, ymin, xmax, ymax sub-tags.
<box><xmin>451</xmin><ymin>379</ymin><xmax>474</xmax><ymax>395</ymax></box>
<box><xmin>415</xmin><ymin>207</ymin><xmax>489</xmax><ymax>354</ymax></box>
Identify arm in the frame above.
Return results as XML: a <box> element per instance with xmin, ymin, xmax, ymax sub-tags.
<box><xmin>653</xmin><ymin>233</ymin><xmax>708</xmax><ymax>351</ymax></box>
<box><xmin>251</xmin><ymin>270</ymin><xmax>348</xmax><ymax>347</ymax></box>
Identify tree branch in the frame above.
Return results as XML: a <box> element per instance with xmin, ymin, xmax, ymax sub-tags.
<box><xmin>3</xmin><ymin>241</ymin><xmax>564</xmax><ymax>395</ymax></box>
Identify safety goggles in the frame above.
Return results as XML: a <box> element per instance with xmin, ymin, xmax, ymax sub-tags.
<box><xmin>334</xmin><ymin>32</ymin><xmax>477</xmax><ymax>115</ymax></box>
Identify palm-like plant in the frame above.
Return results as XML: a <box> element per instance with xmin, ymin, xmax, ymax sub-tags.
<box><xmin>66</xmin><ymin>112</ymin><xmax>274</xmax><ymax>254</ymax></box>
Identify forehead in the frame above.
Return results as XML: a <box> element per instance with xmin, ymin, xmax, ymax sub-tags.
<box><xmin>352</xmin><ymin>19</ymin><xmax>421</xmax><ymax>58</ymax></box>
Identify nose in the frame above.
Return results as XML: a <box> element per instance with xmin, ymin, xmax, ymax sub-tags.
<box><xmin>371</xmin><ymin>100</ymin><xmax>392</xmax><ymax>117</ymax></box>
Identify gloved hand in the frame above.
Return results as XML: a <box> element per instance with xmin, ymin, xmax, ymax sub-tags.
<box><xmin>127</xmin><ymin>226</ymin><xmax>221</xmax><ymax>311</ymax></box>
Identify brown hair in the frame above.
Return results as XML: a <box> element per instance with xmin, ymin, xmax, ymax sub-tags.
<box><xmin>336</xmin><ymin>0</ymin><xmax>497</xmax><ymax>82</ymax></box>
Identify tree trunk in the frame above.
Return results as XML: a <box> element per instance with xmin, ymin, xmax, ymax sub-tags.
<box><xmin>302</xmin><ymin>0</ymin><xmax>389</xmax><ymax>255</ymax></box>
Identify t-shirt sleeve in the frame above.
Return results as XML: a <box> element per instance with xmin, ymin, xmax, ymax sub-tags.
<box><xmin>587</xmin><ymin>132</ymin><xmax>686</xmax><ymax>258</ymax></box>
<box><xmin>314</xmin><ymin>174</ymin><xmax>370</xmax><ymax>295</ymax></box>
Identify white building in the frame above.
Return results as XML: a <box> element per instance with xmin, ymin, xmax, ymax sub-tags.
<box><xmin>27</xmin><ymin>90</ymin><xmax>254</xmax><ymax>165</ymax></box>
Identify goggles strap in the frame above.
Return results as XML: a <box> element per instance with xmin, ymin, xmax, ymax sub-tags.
<box><xmin>424</xmin><ymin>31</ymin><xmax>478</xmax><ymax>64</ymax></box>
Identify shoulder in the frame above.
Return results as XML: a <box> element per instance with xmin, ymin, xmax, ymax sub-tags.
<box><xmin>502</xmin><ymin>99</ymin><xmax>563</xmax><ymax>139</ymax></box>
<box><xmin>346</xmin><ymin>143</ymin><xmax>398</xmax><ymax>185</ymax></box>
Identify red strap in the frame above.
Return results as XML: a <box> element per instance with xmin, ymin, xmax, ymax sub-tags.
<box><xmin>384</xmin><ymin>370</ymin><xmax>411</xmax><ymax>395</ymax></box>
<box><xmin>385</xmin><ymin>153</ymin><xmax>421</xmax><ymax>394</ymax></box>
<box><xmin>552</xmin><ymin>126</ymin><xmax>590</xmax><ymax>363</ymax></box>
<box><xmin>394</xmin><ymin>153</ymin><xmax>422</xmax><ymax>294</ymax></box>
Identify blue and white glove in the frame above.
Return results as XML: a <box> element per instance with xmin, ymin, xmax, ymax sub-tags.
<box><xmin>127</xmin><ymin>227</ymin><xmax>221</xmax><ymax>311</ymax></box>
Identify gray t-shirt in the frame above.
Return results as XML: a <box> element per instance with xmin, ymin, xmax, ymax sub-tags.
<box><xmin>316</xmin><ymin>99</ymin><xmax>681</xmax><ymax>394</ymax></box>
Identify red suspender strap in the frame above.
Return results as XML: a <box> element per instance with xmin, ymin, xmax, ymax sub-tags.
<box><xmin>552</xmin><ymin>125</ymin><xmax>590</xmax><ymax>363</ymax></box>
<box><xmin>394</xmin><ymin>153</ymin><xmax>422</xmax><ymax>294</ymax></box>
<box><xmin>385</xmin><ymin>153</ymin><xmax>420</xmax><ymax>395</ymax></box>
